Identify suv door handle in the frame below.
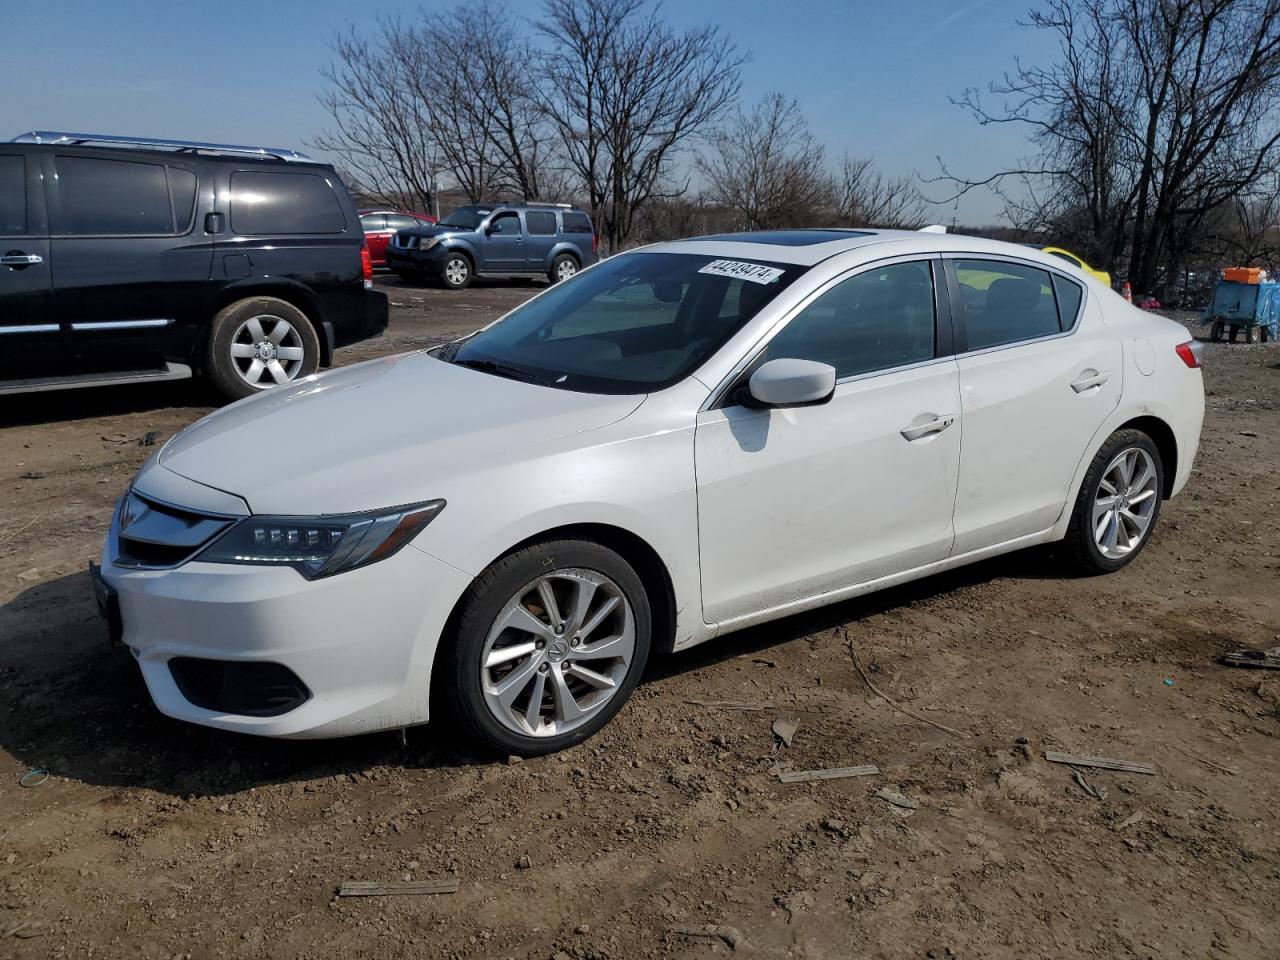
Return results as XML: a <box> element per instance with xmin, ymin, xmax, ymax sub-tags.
<box><xmin>900</xmin><ymin>414</ymin><xmax>956</xmax><ymax>441</ymax></box>
<box><xmin>1070</xmin><ymin>369</ymin><xmax>1111</xmax><ymax>393</ymax></box>
<box><xmin>0</xmin><ymin>253</ymin><xmax>43</xmax><ymax>267</ymax></box>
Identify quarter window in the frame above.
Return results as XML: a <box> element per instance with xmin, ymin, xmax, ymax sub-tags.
<box><xmin>1052</xmin><ymin>273</ymin><xmax>1084</xmax><ymax>328</ymax></box>
<box><xmin>0</xmin><ymin>155</ymin><xmax>24</xmax><ymax>235</ymax></box>
<box><xmin>230</xmin><ymin>171</ymin><xmax>346</xmax><ymax>235</ymax></box>
<box><xmin>764</xmin><ymin>260</ymin><xmax>936</xmax><ymax>378</ymax></box>
<box><xmin>525</xmin><ymin>211</ymin><xmax>557</xmax><ymax>235</ymax></box>
<box><xmin>562</xmin><ymin>212</ymin><xmax>593</xmax><ymax>234</ymax></box>
<box><xmin>169</xmin><ymin>168</ymin><xmax>197</xmax><ymax>232</ymax></box>
<box><xmin>56</xmin><ymin>156</ymin><xmax>173</xmax><ymax>235</ymax></box>
<box><xmin>953</xmin><ymin>259</ymin><xmax>1062</xmax><ymax>350</ymax></box>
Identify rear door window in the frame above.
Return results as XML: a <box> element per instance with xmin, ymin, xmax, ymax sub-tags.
<box><xmin>953</xmin><ymin>259</ymin><xmax>1061</xmax><ymax>350</ymax></box>
<box><xmin>55</xmin><ymin>156</ymin><xmax>174</xmax><ymax>235</ymax></box>
<box><xmin>0</xmin><ymin>155</ymin><xmax>25</xmax><ymax>235</ymax></box>
<box><xmin>763</xmin><ymin>260</ymin><xmax>937</xmax><ymax>378</ymax></box>
<box><xmin>230</xmin><ymin>171</ymin><xmax>346</xmax><ymax>235</ymax></box>
<box><xmin>525</xmin><ymin>211</ymin><xmax>557</xmax><ymax>236</ymax></box>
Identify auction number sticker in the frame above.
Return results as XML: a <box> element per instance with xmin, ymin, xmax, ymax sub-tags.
<box><xmin>697</xmin><ymin>259</ymin><xmax>785</xmax><ymax>285</ymax></box>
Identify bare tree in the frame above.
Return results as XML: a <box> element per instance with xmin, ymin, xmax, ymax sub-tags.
<box><xmin>936</xmin><ymin>0</ymin><xmax>1280</xmax><ymax>296</ymax></box>
<box><xmin>836</xmin><ymin>156</ymin><xmax>927</xmax><ymax>228</ymax></box>
<box><xmin>313</xmin><ymin>22</ymin><xmax>442</xmax><ymax>212</ymax></box>
<box><xmin>538</xmin><ymin>0</ymin><xmax>746</xmax><ymax>250</ymax></box>
<box><xmin>697</xmin><ymin>94</ymin><xmax>831</xmax><ymax>230</ymax></box>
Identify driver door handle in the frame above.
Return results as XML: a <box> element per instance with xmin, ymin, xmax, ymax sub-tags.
<box><xmin>1071</xmin><ymin>369</ymin><xmax>1111</xmax><ymax>393</ymax></box>
<box><xmin>0</xmin><ymin>253</ymin><xmax>43</xmax><ymax>266</ymax></box>
<box><xmin>900</xmin><ymin>414</ymin><xmax>956</xmax><ymax>442</ymax></box>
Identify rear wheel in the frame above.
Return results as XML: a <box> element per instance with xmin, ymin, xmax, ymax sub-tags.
<box><xmin>440</xmin><ymin>252</ymin><xmax>473</xmax><ymax>290</ymax></box>
<box><xmin>1210</xmin><ymin>320</ymin><xmax>1225</xmax><ymax>342</ymax></box>
<box><xmin>440</xmin><ymin>539</ymin><xmax>651</xmax><ymax>756</ymax></box>
<box><xmin>1229</xmin><ymin>324</ymin><xmax>1241</xmax><ymax>342</ymax></box>
<box><xmin>205</xmin><ymin>297</ymin><xmax>320</xmax><ymax>401</ymax></box>
<box><xmin>548</xmin><ymin>253</ymin><xmax>579</xmax><ymax>284</ymax></box>
<box><xmin>1063</xmin><ymin>429</ymin><xmax>1163</xmax><ymax>574</ymax></box>
<box><xmin>1246</xmin><ymin>324</ymin><xmax>1263</xmax><ymax>345</ymax></box>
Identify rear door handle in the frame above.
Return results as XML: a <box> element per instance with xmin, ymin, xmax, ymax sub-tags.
<box><xmin>0</xmin><ymin>253</ymin><xmax>43</xmax><ymax>266</ymax></box>
<box><xmin>1070</xmin><ymin>369</ymin><xmax>1111</xmax><ymax>393</ymax></box>
<box><xmin>901</xmin><ymin>414</ymin><xmax>956</xmax><ymax>441</ymax></box>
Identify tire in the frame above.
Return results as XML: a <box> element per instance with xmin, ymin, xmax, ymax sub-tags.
<box><xmin>205</xmin><ymin>297</ymin><xmax>320</xmax><ymax>401</ymax></box>
<box><xmin>548</xmin><ymin>253</ymin><xmax>580</xmax><ymax>284</ymax></box>
<box><xmin>1246</xmin><ymin>324</ymin><xmax>1263</xmax><ymax>345</ymax></box>
<box><xmin>1063</xmin><ymin>429</ymin><xmax>1164</xmax><ymax>575</ymax></box>
<box><xmin>439</xmin><ymin>251</ymin><xmax>473</xmax><ymax>290</ymax></box>
<box><xmin>1210</xmin><ymin>320</ymin><xmax>1224</xmax><ymax>342</ymax></box>
<box><xmin>439</xmin><ymin>539</ymin><xmax>652</xmax><ymax>756</ymax></box>
<box><xmin>1229</xmin><ymin>324</ymin><xmax>1240</xmax><ymax>343</ymax></box>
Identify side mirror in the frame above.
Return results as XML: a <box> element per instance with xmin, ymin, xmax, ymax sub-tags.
<box><xmin>747</xmin><ymin>358</ymin><xmax>836</xmax><ymax>408</ymax></box>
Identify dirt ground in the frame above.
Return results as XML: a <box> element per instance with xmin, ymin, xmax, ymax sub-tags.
<box><xmin>1</xmin><ymin>278</ymin><xmax>1277</xmax><ymax>960</ymax></box>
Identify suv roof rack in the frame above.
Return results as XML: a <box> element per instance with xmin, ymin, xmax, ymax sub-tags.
<box><xmin>11</xmin><ymin>131</ymin><xmax>315</xmax><ymax>163</ymax></box>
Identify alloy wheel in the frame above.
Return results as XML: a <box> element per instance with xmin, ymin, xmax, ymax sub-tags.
<box><xmin>445</xmin><ymin>258</ymin><xmax>469</xmax><ymax>286</ymax></box>
<box><xmin>1093</xmin><ymin>447</ymin><xmax>1158</xmax><ymax>560</ymax></box>
<box><xmin>479</xmin><ymin>568</ymin><xmax>635</xmax><ymax>738</ymax></box>
<box><xmin>556</xmin><ymin>258</ymin><xmax>577</xmax><ymax>281</ymax></box>
<box><xmin>229</xmin><ymin>314</ymin><xmax>307</xmax><ymax>389</ymax></box>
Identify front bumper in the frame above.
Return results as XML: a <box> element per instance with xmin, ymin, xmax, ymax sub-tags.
<box><xmin>98</xmin><ymin>541</ymin><xmax>472</xmax><ymax>738</ymax></box>
<box><xmin>385</xmin><ymin>243</ymin><xmax>449</xmax><ymax>275</ymax></box>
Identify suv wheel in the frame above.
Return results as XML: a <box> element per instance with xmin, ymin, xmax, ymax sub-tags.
<box><xmin>440</xmin><ymin>252</ymin><xmax>473</xmax><ymax>290</ymax></box>
<box><xmin>1063</xmin><ymin>428</ymin><xmax>1163</xmax><ymax>574</ymax></box>
<box><xmin>440</xmin><ymin>539</ymin><xmax>652</xmax><ymax>756</ymax></box>
<box><xmin>549</xmin><ymin>253</ymin><xmax>579</xmax><ymax>284</ymax></box>
<box><xmin>206</xmin><ymin>297</ymin><xmax>320</xmax><ymax>401</ymax></box>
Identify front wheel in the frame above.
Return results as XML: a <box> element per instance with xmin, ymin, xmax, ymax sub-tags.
<box><xmin>1063</xmin><ymin>429</ymin><xmax>1164</xmax><ymax>574</ymax></box>
<box><xmin>548</xmin><ymin>253</ymin><xmax>579</xmax><ymax>284</ymax></box>
<box><xmin>1210</xmin><ymin>320</ymin><xmax>1224</xmax><ymax>342</ymax></box>
<box><xmin>1246</xmin><ymin>324</ymin><xmax>1263</xmax><ymax>345</ymax></box>
<box><xmin>441</xmin><ymin>539</ymin><xmax>651</xmax><ymax>756</ymax></box>
<box><xmin>440</xmin><ymin>252</ymin><xmax>473</xmax><ymax>290</ymax></box>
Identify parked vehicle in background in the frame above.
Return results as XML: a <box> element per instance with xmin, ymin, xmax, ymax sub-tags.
<box><xmin>1040</xmin><ymin>246</ymin><xmax>1112</xmax><ymax>287</ymax></box>
<box><xmin>385</xmin><ymin>202</ymin><xmax>597</xmax><ymax>289</ymax></box>
<box><xmin>359</xmin><ymin>209</ymin><xmax>436</xmax><ymax>268</ymax></box>
<box><xmin>0</xmin><ymin>132</ymin><xmax>387</xmax><ymax>401</ymax></box>
<box><xmin>96</xmin><ymin>228</ymin><xmax>1204</xmax><ymax>756</ymax></box>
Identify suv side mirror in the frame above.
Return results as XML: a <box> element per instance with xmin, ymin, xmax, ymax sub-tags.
<box><xmin>747</xmin><ymin>358</ymin><xmax>836</xmax><ymax>408</ymax></box>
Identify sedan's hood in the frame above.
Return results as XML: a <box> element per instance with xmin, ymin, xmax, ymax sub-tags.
<box><xmin>158</xmin><ymin>353</ymin><xmax>643</xmax><ymax>514</ymax></box>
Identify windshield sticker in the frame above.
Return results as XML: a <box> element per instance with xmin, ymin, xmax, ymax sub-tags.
<box><xmin>697</xmin><ymin>259</ymin><xmax>785</xmax><ymax>285</ymax></box>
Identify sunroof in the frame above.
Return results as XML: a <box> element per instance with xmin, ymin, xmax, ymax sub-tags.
<box><xmin>696</xmin><ymin>229</ymin><xmax>874</xmax><ymax>246</ymax></box>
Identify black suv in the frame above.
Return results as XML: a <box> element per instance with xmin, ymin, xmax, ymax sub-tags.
<box><xmin>0</xmin><ymin>132</ymin><xmax>388</xmax><ymax>401</ymax></box>
<box><xmin>385</xmin><ymin>202</ymin><xmax>597</xmax><ymax>289</ymax></box>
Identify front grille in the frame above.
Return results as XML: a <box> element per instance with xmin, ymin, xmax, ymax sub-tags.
<box><xmin>113</xmin><ymin>492</ymin><xmax>234</xmax><ymax>569</ymax></box>
<box><xmin>169</xmin><ymin>658</ymin><xmax>311</xmax><ymax>717</ymax></box>
<box><xmin>394</xmin><ymin>234</ymin><xmax>419</xmax><ymax>249</ymax></box>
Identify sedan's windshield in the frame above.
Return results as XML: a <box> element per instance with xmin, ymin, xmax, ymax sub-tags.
<box><xmin>441</xmin><ymin>252</ymin><xmax>807</xmax><ymax>393</ymax></box>
<box><xmin>439</xmin><ymin>205</ymin><xmax>492</xmax><ymax>229</ymax></box>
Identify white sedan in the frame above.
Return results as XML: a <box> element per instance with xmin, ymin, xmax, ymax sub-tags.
<box><xmin>95</xmin><ymin>229</ymin><xmax>1204</xmax><ymax>754</ymax></box>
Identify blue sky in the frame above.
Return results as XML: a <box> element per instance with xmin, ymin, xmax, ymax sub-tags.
<box><xmin>0</xmin><ymin>0</ymin><xmax>1056</xmax><ymax>223</ymax></box>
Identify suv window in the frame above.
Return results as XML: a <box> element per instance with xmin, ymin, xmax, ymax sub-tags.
<box><xmin>230</xmin><ymin>171</ymin><xmax>346</xmax><ymax>235</ymax></box>
<box><xmin>954</xmin><ymin>259</ymin><xmax>1063</xmax><ymax>349</ymax></box>
<box><xmin>764</xmin><ymin>260</ymin><xmax>936</xmax><ymax>378</ymax></box>
<box><xmin>56</xmin><ymin>156</ymin><xmax>173</xmax><ymax>236</ymax></box>
<box><xmin>169</xmin><ymin>168</ymin><xmax>197</xmax><ymax>232</ymax></box>
<box><xmin>488</xmin><ymin>212</ymin><xmax>521</xmax><ymax>236</ymax></box>
<box><xmin>562</xmin><ymin>212</ymin><xmax>592</xmax><ymax>233</ymax></box>
<box><xmin>525</xmin><ymin>211</ymin><xmax>557</xmax><ymax>236</ymax></box>
<box><xmin>0</xmin><ymin>155</ymin><xmax>24</xmax><ymax>235</ymax></box>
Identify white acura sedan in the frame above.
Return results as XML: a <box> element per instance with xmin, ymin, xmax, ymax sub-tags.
<box><xmin>95</xmin><ymin>229</ymin><xmax>1204</xmax><ymax>754</ymax></box>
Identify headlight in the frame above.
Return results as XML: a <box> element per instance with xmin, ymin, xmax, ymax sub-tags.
<box><xmin>196</xmin><ymin>500</ymin><xmax>445</xmax><ymax>579</ymax></box>
<box><xmin>419</xmin><ymin>237</ymin><xmax>440</xmax><ymax>251</ymax></box>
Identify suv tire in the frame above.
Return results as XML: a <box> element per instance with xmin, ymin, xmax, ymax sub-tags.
<box><xmin>206</xmin><ymin>297</ymin><xmax>321</xmax><ymax>401</ymax></box>
<box><xmin>1063</xmin><ymin>428</ymin><xmax>1164</xmax><ymax>575</ymax></box>
<box><xmin>439</xmin><ymin>538</ymin><xmax>652</xmax><ymax>756</ymax></box>
<box><xmin>440</xmin><ymin>252</ymin><xmax>474</xmax><ymax>290</ymax></box>
<box><xmin>549</xmin><ymin>253</ymin><xmax>579</xmax><ymax>284</ymax></box>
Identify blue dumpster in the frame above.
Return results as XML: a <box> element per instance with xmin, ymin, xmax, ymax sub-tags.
<box><xmin>1202</xmin><ymin>280</ymin><xmax>1280</xmax><ymax>343</ymax></box>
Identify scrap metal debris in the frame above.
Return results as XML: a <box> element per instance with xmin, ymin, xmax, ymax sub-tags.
<box><xmin>1044</xmin><ymin>752</ymin><xmax>1156</xmax><ymax>775</ymax></box>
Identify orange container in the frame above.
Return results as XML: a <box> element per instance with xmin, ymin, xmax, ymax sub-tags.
<box><xmin>1223</xmin><ymin>266</ymin><xmax>1264</xmax><ymax>283</ymax></box>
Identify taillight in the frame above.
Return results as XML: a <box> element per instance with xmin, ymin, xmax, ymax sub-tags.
<box><xmin>360</xmin><ymin>242</ymin><xmax>373</xmax><ymax>287</ymax></box>
<box><xmin>1175</xmin><ymin>340</ymin><xmax>1203</xmax><ymax>368</ymax></box>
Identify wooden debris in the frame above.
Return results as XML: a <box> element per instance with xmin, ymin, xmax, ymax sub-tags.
<box><xmin>336</xmin><ymin>878</ymin><xmax>459</xmax><ymax>897</ymax></box>
<box><xmin>1044</xmin><ymin>752</ymin><xmax>1156</xmax><ymax>775</ymax></box>
<box><xmin>668</xmin><ymin>924</ymin><xmax>743</xmax><ymax>951</ymax></box>
<box><xmin>776</xmin><ymin>765</ymin><xmax>880</xmax><ymax>784</ymax></box>
<box><xmin>1222</xmin><ymin>648</ymin><xmax>1280</xmax><ymax>670</ymax></box>
<box><xmin>683</xmin><ymin>698</ymin><xmax>773</xmax><ymax>711</ymax></box>
<box><xmin>1173</xmin><ymin>746</ymin><xmax>1238</xmax><ymax>776</ymax></box>
<box><xmin>875</xmin><ymin>787</ymin><xmax>919</xmax><ymax>810</ymax></box>
<box><xmin>844</xmin><ymin>630</ymin><xmax>968</xmax><ymax>738</ymax></box>
<box><xmin>1074</xmin><ymin>770</ymin><xmax>1108</xmax><ymax>800</ymax></box>
<box><xmin>772</xmin><ymin>717</ymin><xmax>799</xmax><ymax>748</ymax></box>
<box><xmin>1114</xmin><ymin>811</ymin><xmax>1145</xmax><ymax>832</ymax></box>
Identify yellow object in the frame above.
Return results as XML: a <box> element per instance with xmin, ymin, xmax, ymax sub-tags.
<box><xmin>1040</xmin><ymin>246</ymin><xmax>1112</xmax><ymax>286</ymax></box>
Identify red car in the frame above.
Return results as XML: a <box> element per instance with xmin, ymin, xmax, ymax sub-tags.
<box><xmin>359</xmin><ymin>209</ymin><xmax>437</xmax><ymax>268</ymax></box>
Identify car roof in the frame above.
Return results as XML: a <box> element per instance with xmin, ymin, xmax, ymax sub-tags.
<box><xmin>642</xmin><ymin>228</ymin><xmax>1089</xmax><ymax>271</ymax></box>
